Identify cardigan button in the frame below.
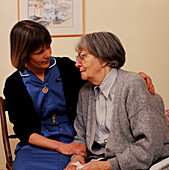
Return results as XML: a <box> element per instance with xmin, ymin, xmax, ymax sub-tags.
<box><xmin>106</xmin><ymin>148</ymin><xmax>110</xmax><ymax>152</ymax></box>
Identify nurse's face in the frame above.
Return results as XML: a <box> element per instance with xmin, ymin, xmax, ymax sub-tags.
<box><xmin>26</xmin><ymin>45</ymin><xmax>52</xmax><ymax>71</ymax></box>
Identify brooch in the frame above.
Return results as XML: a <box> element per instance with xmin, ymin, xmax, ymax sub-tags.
<box><xmin>42</xmin><ymin>86</ymin><xmax>48</xmax><ymax>93</ymax></box>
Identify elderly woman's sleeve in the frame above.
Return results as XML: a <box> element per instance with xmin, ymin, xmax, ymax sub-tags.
<box><xmin>73</xmin><ymin>89</ymin><xmax>87</xmax><ymax>146</ymax></box>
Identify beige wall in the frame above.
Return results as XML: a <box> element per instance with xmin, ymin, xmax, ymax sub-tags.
<box><xmin>0</xmin><ymin>0</ymin><xmax>169</xmax><ymax>169</ymax></box>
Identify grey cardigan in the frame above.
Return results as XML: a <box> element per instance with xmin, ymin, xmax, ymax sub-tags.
<box><xmin>73</xmin><ymin>69</ymin><xmax>169</xmax><ymax>170</ymax></box>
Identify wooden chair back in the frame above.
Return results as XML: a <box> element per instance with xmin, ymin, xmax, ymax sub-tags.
<box><xmin>0</xmin><ymin>97</ymin><xmax>14</xmax><ymax>170</ymax></box>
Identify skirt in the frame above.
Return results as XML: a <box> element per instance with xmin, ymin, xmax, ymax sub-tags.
<box><xmin>13</xmin><ymin>118</ymin><xmax>74</xmax><ymax>170</ymax></box>
<box><xmin>13</xmin><ymin>145</ymin><xmax>71</xmax><ymax>170</ymax></box>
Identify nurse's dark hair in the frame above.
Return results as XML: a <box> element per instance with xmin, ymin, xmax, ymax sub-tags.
<box><xmin>75</xmin><ymin>31</ymin><xmax>126</xmax><ymax>68</ymax></box>
<box><xmin>10</xmin><ymin>20</ymin><xmax>52</xmax><ymax>71</ymax></box>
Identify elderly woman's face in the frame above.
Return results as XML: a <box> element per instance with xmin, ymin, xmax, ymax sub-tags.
<box><xmin>75</xmin><ymin>50</ymin><xmax>105</xmax><ymax>85</ymax></box>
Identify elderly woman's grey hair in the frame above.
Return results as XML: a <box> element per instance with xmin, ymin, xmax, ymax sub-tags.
<box><xmin>75</xmin><ymin>32</ymin><xmax>126</xmax><ymax>68</ymax></box>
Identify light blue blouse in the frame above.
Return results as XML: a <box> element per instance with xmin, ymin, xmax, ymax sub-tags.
<box><xmin>94</xmin><ymin>68</ymin><xmax>118</xmax><ymax>146</ymax></box>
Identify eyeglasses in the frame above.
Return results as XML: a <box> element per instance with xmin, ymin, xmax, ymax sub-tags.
<box><xmin>75</xmin><ymin>52</ymin><xmax>90</xmax><ymax>63</ymax></box>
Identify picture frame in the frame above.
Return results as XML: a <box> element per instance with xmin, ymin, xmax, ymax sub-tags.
<box><xmin>18</xmin><ymin>0</ymin><xmax>84</xmax><ymax>37</ymax></box>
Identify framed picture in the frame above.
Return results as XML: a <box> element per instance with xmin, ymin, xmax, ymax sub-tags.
<box><xmin>18</xmin><ymin>0</ymin><xmax>84</xmax><ymax>37</ymax></box>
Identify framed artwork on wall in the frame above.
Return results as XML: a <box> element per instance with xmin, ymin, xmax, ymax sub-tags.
<box><xmin>18</xmin><ymin>0</ymin><xmax>84</xmax><ymax>37</ymax></box>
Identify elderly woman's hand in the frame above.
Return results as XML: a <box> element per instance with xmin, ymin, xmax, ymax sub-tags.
<box><xmin>139</xmin><ymin>72</ymin><xmax>155</xmax><ymax>95</ymax></box>
<box><xmin>80</xmin><ymin>161</ymin><xmax>111</xmax><ymax>170</ymax></box>
<box><xmin>64</xmin><ymin>155</ymin><xmax>85</xmax><ymax>170</ymax></box>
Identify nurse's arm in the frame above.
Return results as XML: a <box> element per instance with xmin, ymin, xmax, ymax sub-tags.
<box><xmin>28</xmin><ymin>133</ymin><xmax>87</xmax><ymax>157</ymax></box>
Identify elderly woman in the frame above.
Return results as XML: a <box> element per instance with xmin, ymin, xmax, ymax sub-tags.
<box><xmin>65</xmin><ymin>32</ymin><xmax>169</xmax><ymax>170</ymax></box>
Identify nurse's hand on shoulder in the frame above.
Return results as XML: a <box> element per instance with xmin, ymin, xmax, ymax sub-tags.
<box><xmin>139</xmin><ymin>72</ymin><xmax>155</xmax><ymax>95</ymax></box>
<box><xmin>58</xmin><ymin>142</ymin><xmax>87</xmax><ymax>158</ymax></box>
